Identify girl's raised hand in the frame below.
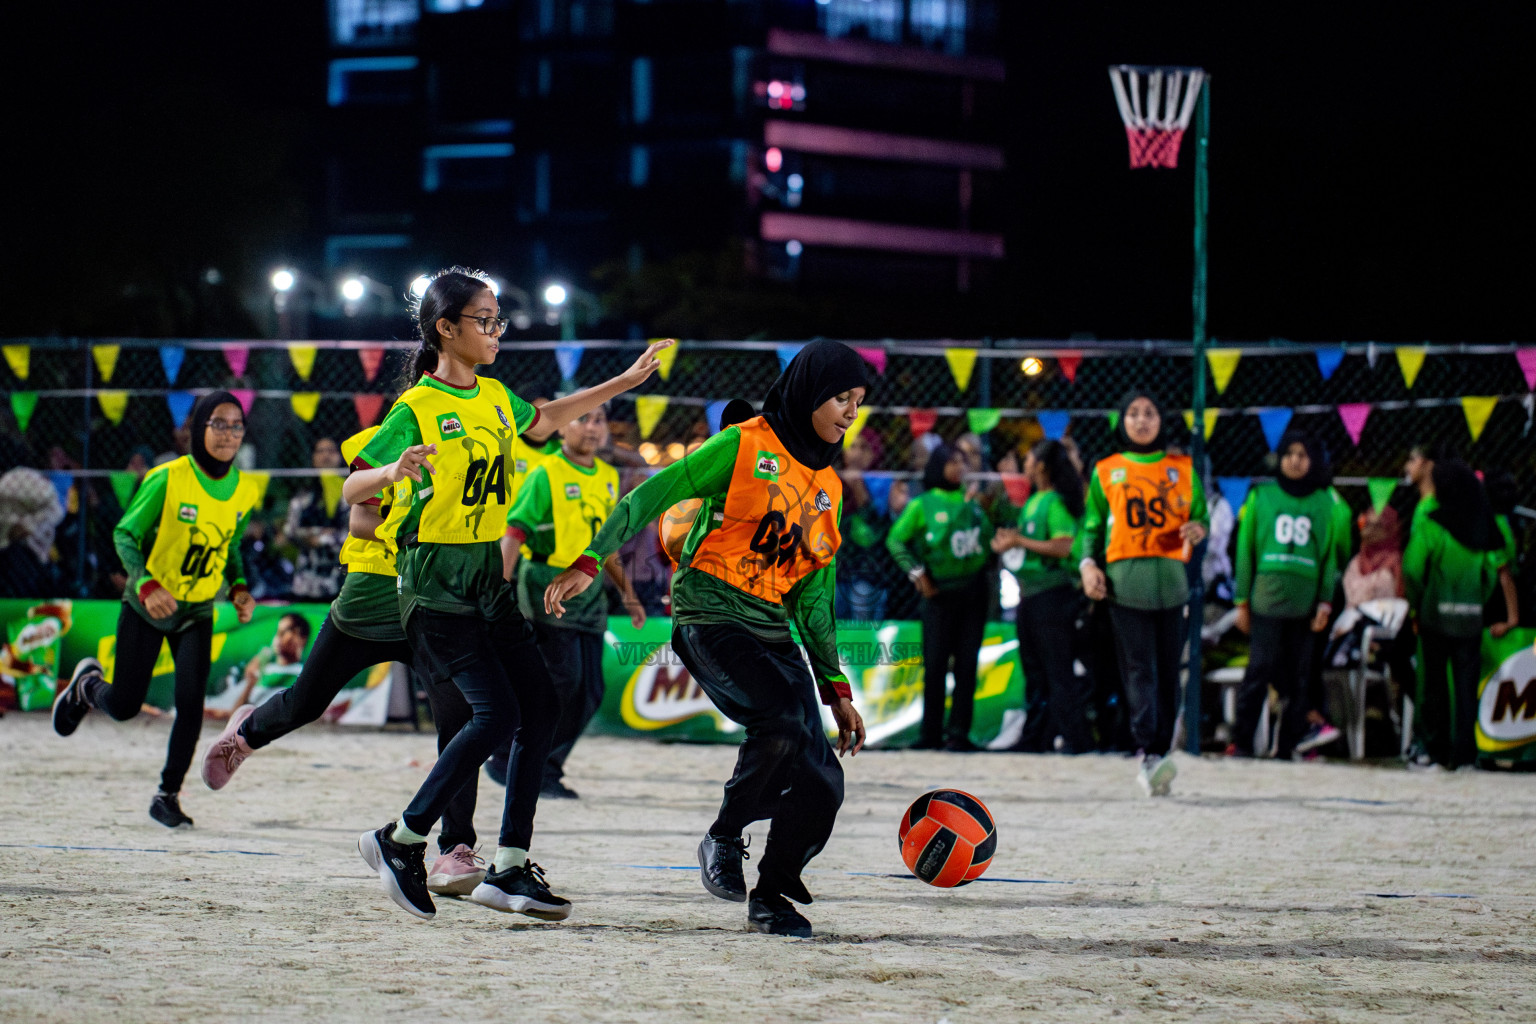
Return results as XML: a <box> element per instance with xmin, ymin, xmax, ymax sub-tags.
<box><xmin>388</xmin><ymin>444</ymin><xmax>437</xmax><ymax>484</ymax></box>
<box><xmin>622</xmin><ymin>338</ymin><xmax>676</xmax><ymax>387</ymax></box>
<box><xmin>544</xmin><ymin>566</ymin><xmax>595</xmax><ymax>618</ymax></box>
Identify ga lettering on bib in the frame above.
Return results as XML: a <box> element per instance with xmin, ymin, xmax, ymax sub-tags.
<box><xmin>1098</xmin><ymin>453</ymin><xmax>1194</xmax><ymax>563</ymax></box>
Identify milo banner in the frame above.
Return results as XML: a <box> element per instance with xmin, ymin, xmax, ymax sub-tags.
<box><xmin>1478</xmin><ymin>628</ymin><xmax>1536</xmax><ymax>766</ymax></box>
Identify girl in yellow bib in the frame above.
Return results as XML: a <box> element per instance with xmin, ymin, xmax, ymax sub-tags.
<box><xmin>342</xmin><ymin>267</ymin><xmax>670</xmax><ymax>921</ymax></box>
<box><xmin>53</xmin><ymin>392</ymin><xmax>258</xmax><ymax>829</ymax></box>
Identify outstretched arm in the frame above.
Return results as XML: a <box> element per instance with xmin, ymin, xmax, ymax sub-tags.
<box><xmin>524</xmin><ymin>340</ymin><xmax>675</xmax><ymax>442</ymax></box>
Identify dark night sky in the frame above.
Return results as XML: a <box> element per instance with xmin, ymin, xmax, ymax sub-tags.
<box><xmin>6</xmin><ymin>1</ymin><xmax>1529</xmax><ymax>342</ymax></box>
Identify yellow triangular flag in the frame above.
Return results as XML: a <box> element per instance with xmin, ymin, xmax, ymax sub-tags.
<box><xmin>92</xmin><ymin>344</ymin><xmax>121</xmax><ymax>383</ymax></box>
<box><xmin>97</xmin><ymin>390</ymin><xmax>129</xmax><ymax>425</ymax></box>
<box><xmin>289</xmin><ymin>344</ymin><xmax>317</xmax><ymax>381</ymax></box>
<box><xmin>291</xmin><ymin>392</ymin><xmax>321</xmax><ymax>422</ymax></box>
<box><xmin>1182</xmin><ymin>409</ymin><xmax>1219</xmax><ymax>440</ymax></box>
<box><xmin>246</xmin><ymin>472</ymin><xmax>270</xmax><ymax>509</ymax></box>
<box><xmin>1206</xmin><ymin>349</ymin><xmax>1241</xmax><ymax>394</ymax></box>
<box><xmin>944</xmin><ymin>348</ymin><xmax>978</xmax><ymax>392</ymax></box>
<box><xmin>1461</xmin><ymin>395</ymin><xmax>1498</xmax><ymax>441</ymax></box>
<box><xmin>3</xmin><ymin>344</ymin><xmax>29</xmax><ymax>380</ymax></box>
<box><xmin>842</xmin><ymin>406</ymin><xmax>871</xmax><ymax>448</ymax></box>
<box><xmin>653</xmin><ymin>340</ymin><xmax>679</xmax><ymax>381</ymax></box>
<box><xmin>320</xmin><ymin>473</ymin><xmax>345</xmax><ymax>518</ymax></box>
<box><xmin>1396</xmin><ymin>347</ymin><xmax>1426</xmax><ymax>389</ymax></box>
<box><xmin>635</xmin><ymin>395</ymin><xmax>669</xmax><ymax>439</ymax></box>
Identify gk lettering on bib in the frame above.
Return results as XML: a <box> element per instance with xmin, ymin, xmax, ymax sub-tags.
<box><xmin>1098</xmin><ymin>453</ymin><xmax>1194</xmax><ymax>563</ymax></box>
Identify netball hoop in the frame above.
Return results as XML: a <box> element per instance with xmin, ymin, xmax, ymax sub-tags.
<box><xmin>1108</xmin><ymin>65</ymin><xmax>1206</xmax><ymax>169</ymax></box>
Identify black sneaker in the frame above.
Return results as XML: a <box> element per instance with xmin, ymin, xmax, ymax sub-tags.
<box><xmin>149</xmin><ymin>792</ymin><xmax>193</xmax><ymax>829</ymax></box>
<box><xmin>53</xmin><ymin>658</ymin><xmax>101</xmax><ymax>737</ymax></box>
<box><xmin>469</xmin><ymin>861</ymin><xmax>572</xmax><ymax>920</ymax></box>
<box><xmin>747</xmin><ymin>888</ymin><xmax>813</xmax><ymax>938</ymax></box>
<box><xmin>540</xmin><ymin>779</ymin><xmax>579</xmax><ymax>800</ymax></box>
<box><xmin>698</xmin><ymin>833</ymin><xmax>750</xmax><ymax>902</ymax></box>
<box><xmin>358</xmin><ymin>823</ymin><xmax>435</xmax><ymax>920</ymax></box>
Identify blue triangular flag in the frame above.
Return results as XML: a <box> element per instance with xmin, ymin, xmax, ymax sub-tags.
<box><xmin>1036</xmin><ymin>410</ymin><xmax>1070</xmax><ymax>440</ymax></box>
<box><xmin>555</xmin><ymin>344</ymin><xmax>583</xmax><ymax>381</ymax></box>
<box><xmin>166</xmin><ymin>390</ymin><xmax>195</xmax><ymax>427</ymax></box>
<box><xmin>47</xmin><ymin>470</ymin><xmax>73</xmax><ymax>512</ymax></box>
<box><xmin>1217</xmin><ymin>476</ymin><xmax>1252</xmax><ymax>514</ymax></box>
<box><xmin>706</xmin><ymin>400</ymin><xmax>729</xmax><ymax>435</ymax></box>
<box><xmin>776</xmin><ymin>344</ymin><xmax>804</xmax><ymax>373</ymax></box>
<box><xmin>864</xmin><ymin>475</ymin><xmax>893</xmax><ymax>517</ymax></box>
<box><xmin>1258</xmin><ymin>408</ymin><xmax>1293</xmax><ymax>451</ymax></box>
<box><xmin>1315</xmin><ymin>348</ymin><xmax>1344</xmax><ymax>381</ymax></box>
<box><xmin>159</xmin><ymin>345</ymin><xmax>185</xmax><ymax>385</ymax></box>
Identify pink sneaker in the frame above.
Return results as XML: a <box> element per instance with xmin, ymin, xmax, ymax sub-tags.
<box><xmin>427</xmin><ymin>845</ymin><xmax>487</xmax><ymax>896</ymax></box>
<box><xmin>201</xmin><ymin>704</ymin><xmax>256</xmax><ymax>791</ymax></box>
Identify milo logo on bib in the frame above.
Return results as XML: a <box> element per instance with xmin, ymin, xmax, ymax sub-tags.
<box><xmin>753</xmin><ymin>451</ymin><xmax>781</xmax><ymax>482</ymax></box>
<box><xmin>436</xmin><ymin>412</ymin><xmax>466</xmax><ymax>439</ymax></box>
<box><xmin>177</xmin><ymin>504</ymin><xmax>198</xmax><ymax>524</ymax></box>
<box><xmin>564</xmin><ymin>483</ymin><xmax>582</xmax><ymax>500</ymax></box>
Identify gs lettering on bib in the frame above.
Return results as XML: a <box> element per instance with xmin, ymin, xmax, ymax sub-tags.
<box><xmin>687</xmin><ymin>416</ymin><xmax>842</xmax><ymax>604</ymax></box>
<box><xmin>1098</xmin><ymin>453</ymin><xmax>1194</xmax><ymax>564</ymax></box>
<box><xmin>144</xmin><ymin>457</ymin><xmax>259</xmax><ymax>602</ymax></box>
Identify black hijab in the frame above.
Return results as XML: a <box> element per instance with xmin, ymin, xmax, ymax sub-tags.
<box><xmin>1429</xmin><ymin>460</ymin><xmax>1502</xmax><ymax>552</ymax></box>
<box><xmin>1274</xmin><ymin>428</ymin><xmax>1330</xmax><ymax>498</ymax></box>
<box><xmin>1113</xmin><ymin>389</ymin><xmax>1167</xmax><ymax>454</ymax></box>
<box><xmin>761</xmin><ymin>340</ymin><xmax>867</xmax><ymax>471</ymax></box>
<box><xmin>924</xmin><ymin>443</ymin><xmax>962</xmax><ymax>492</ymax></box>
<box><xmin>718</xmin><ymin>398</ymin><xmax>755</xmax><ymax>433</ymax></box>
<box><xmin>189</xmin><ymin>390</ymin><xmax>242</xmax><ymax>480</ymax></box>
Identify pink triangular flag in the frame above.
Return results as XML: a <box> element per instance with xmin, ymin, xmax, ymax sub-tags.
<box><xmin>1517</xmin><ymin>348</ymin><xmax>1536</xmax><ymax>392</ymax></box>
<box><xmin>1338</xmin><ymin>403</ymin><xmax>1371</xmax><ymax>446</ymax></box>
<box><xmin>358</xmin><ymin>347</ymin><xmax>384</xmax><ymax>383</ymax></box>
<box><xmin>354</xmin><ymin>393</ymin><xmax>384</xmax><ymax>427</ymax></box>
<box><xmin>230</xmin><ymin>388</ymin><xmax>255</xmax><ymax>415</ymax></box>
<box><xmin>853</xmin><ymin>347</ymin><xmax>887</xmax><ymax>375</ymax></box>
<box><xmin>908</xmin><ymin>409</ymin><xmax>938</xmax><ymax>437</ymax></box>
<box><xmin>1057</xmin><ymin>351</ymin><xmax>1082</xmax><ymax>383</ymax></box>
<box><xmin>224</xmin><ymin>345</ymin><xmax>249</xmax><ymax>378</ymax></box>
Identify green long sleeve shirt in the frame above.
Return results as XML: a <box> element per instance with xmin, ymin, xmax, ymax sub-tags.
<box><xmin>1233</xmin><ymin>482</ymin><xmax>1340</xmax><ymax>618</ymax></box>
<box><xmin>1403</xmin><ymin>514</ymin><xmax>1505</xmax><ymax>638</ymax></box>
<box><xmin>585</xmin><ymin>428</ymin><xmax>848</xmax><ymax>693</ymax></box>
<box><xmin>885</xmin><ymin>487</ymin><xmax>993</xmax><ymax>590</ymax></box>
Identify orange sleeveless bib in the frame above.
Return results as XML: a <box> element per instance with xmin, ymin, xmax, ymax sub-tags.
<box><xmin>687</xmin><ymin>416</ymin><xmax>842</xmax><ymax>603</ymax></box>
<box><xmin>1098</xmin><ymin>453</ymin><xmax>1194</xmax><ymax>563</ymax></box>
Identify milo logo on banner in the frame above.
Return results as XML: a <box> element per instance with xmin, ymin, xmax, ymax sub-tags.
<box><xmin>436</xmin><ymin>413</ymin><xmax>466</xmax><ymax>439</ymax></box>
<box><xmin>753</xmin><ymin>451</ymin><xmax>781</xmax><ymax>482</ymax></box>
<box><xmin>1479</xmin><ymin>643</ymin><xmax>1536</xmax><ymax>758</ymax></box>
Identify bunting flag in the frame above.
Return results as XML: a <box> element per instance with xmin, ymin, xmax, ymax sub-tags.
<box><xmin>246</xmin><ymin>471</ymin><xmax>271</xmax><ymax>509</ymax></box>
<box><xmin>224</xmin><ymin>345</ymin><xmax>249</xmax><ymax>378</ymax></box>
<box><xmin>92</xmin><ymin>344</ymin><xmax>120</xmax><ymax>384</ymax></box>
<box><xmin>289</xmin><ymin>344</ymin><xmax>317</xmax><ymax>381</ymax></box>
<box><xmin>944</xmin><ymin>348</ymin><xmax>978</xmax><ymax>392</ymax></box>
<box><xmin>1216</xmin><ymin>477</ymin><xmax>1252</xmax><ymax>514</ymax></box>
<box><xmin>1367</xmin><ymin>477</ymin><xmax>1398</xmax><ymax>514</ymax></box>
<box><xmin>230</xmin><ymin>389</ymin><xmax>255</xmax><ymax>415</ymax></box>
<box><xmin>1257</xmin><ymin>408</ymin><xmax>1293</xmax><ymax>451</ymax></box>
<box><xmin>320</xmin><ymin>473</ymin><xmax>346</xmax><ymax>518</ymax></box>
<box><xmin>775</xmin><ymin>345</ymin><xmax>804</xmax><ymax>373</ymax></box>
<box><xmin>705</xmin><ymin>400</ymin><xmax>730</xmax><ymax>435</ymax></box>
<box><xmin>166</xmin><ymin>391</ymin><xmax>195</xmax><ymax>428</ymax></box>
<box><xmin>635</xmin><ymin>395</ymin><xmax>668</xmax><ymax>439</ymax></box>
<box><xmin>1001</xmin><ymin>473</ymin><xmax>1030</xmax><ymax>507</ymax></box>
<box><xmin>1036</xmin><ymin>410</ymin><xmax>1070</xmax><ymax>440</ymax></box>
<box><xmin>555</xmin><ymin>344</ymin><xmax>584</xmax><ymax>381</ymax></box>
<box><xmin>2</xmin><ymin>344</ymin><xmax>28</xmax><ymax>380</ymax></box>
<box><xmin>97</xmin><ymin>391</ymin><xmax>129</xmax><ymax>425</ymax></box>
<box><xmin>291</xmin><ymin>392</ymin><xmax>321</xmax><ymax>422</ymax></box>
<box><xmin>1206</xmin><ymin>349</ymin><xmax>1241</xmax><ymax>394</ymax></box>
<box><xmin>864</xmin><ymin>475</ymin><xmax>893</xmax><ymax>517</ymax></box>
<box><xmin>1395</xmin><ymin>347</ymin><xmax>1425</xmax><ymax>389</ymax></box>
<box><xmin>907</xmin><ymin>408</ymin><xmax>938</xmax><ymax>437</ymax></box>
<box><xmin>1057</xmin><ymin>351</ymin><xmax>1082</xmax><ymax>384</ymax></box>
<box><xmin>843</xmin><ymin>406</ymin><xmax>872</xmax><ymax>447</ymax></box>
<box><xmin>654</xmin><ymin>340</ymin><xmax>679</xmax><ymax>381</ymax></box>
<box><xmin>853</xmin><ymin>347</ymin><xmax>887</xmax><ymax>375</ymax></box>
<box><xmin>10</xmin><ymin>391</ymin><xmax>37</xmax><ymax>432</ymax></box>
<box><xmin>1338</xmin><ymin>403</ymin><xmax>1371</xmax><ymax>445</ymax></box>
<box><xmin>1107</xmin><ymin>410</ymin><xmax>1119</xmax><ymax>434</ymax></box>
<box><xmin>1461</xmin><ymin>395</ymin><xmax>1498</xmax><ymax>441</ymax></box>
<box><xmin>109</xmin><ymin>471</ymin><xmax>138</xmax><ymax>509</ymax></box>
<box><xmin>1182</xmin><ymin>408</ymin><xmax>1218</xmax><ymax>440</ymax></box>
<box><xmin>966</xmin><ymin>408</ymin><xmax>1001</xmax><ymax>434</ymax></box>
<box><xmin>1518</xmin><ymin>349</ymin><xmax>1536</xmax><ymax>391</ymax></box>
<box><xmin>47</xmin><ymin>471</ymin><xmax>73</xmax><ymax>513</ymax></box>
<box><xmin>159</xmin><ymin>345</ymin><xmax>185</xmax><ymax>385</ymax></box>
<box><xmin>353</xmin><ymin>393</ymin><xmax>384</xmax><ymax>427</ymax></box>
<box><xmin>358</xmin><ymin>347</ymin><xmax>384</xmax><ymax>383</ymax></box>
<box><xmin>1316</xmin><ymin>348</ymin><xmax>1344</xmax><ymax>381</ymax></box>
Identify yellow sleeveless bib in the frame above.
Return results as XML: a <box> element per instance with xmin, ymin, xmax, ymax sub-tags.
<box><xmin>538</xmin><ymin>454</ymin><xmax>620</xmax><ymax>569</ymax></box>
<box><xmin>143</xmin><ymin>457</ymin><xmax>259</xmax><ymax>602</ymax></box>
<box><xmin>338</xmin><ymin>427</ymin><xmax>396</xmax><ymax>576</ymax></box>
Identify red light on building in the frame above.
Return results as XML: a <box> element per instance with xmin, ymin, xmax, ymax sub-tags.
<box><xmin>765</xmin><ymin>147</ymin><xmax>783</xmax><ymax>173</ymax></box>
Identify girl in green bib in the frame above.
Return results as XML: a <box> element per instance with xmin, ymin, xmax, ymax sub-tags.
<box><xmin>53</xmin><ymin>391</ymin><xmax>257</xmax><ymax>829</ymax></box>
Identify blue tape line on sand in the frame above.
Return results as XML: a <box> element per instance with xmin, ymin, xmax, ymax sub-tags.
<box><xmin>1366</xmin><ymin>892</ymin><xmax>1477</xmax><ymax>899</ymax></box>
<box><xmin>622</xmin><ymin>865</ymin><xmax>1072</xmax><ymax>885</ymax></box>
<box><xmin>2</xmin><ymin>843</ymin><xmax>280</xmax><ymax>856</ymax></box>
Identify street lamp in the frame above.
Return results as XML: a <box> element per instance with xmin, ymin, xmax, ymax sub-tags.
<box><xmin>543</xmin><ymin>282</ymin><xmax>574</xmax><ymax>339</ymax></box>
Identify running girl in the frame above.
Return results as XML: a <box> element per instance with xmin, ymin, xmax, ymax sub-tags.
<box><xmin>544</xmin><ymin>340</ymin><xmax>867</xmax><ymax>938</ymax></box>
<box><xmin>52</xmin><ymin>392</ymin><xmax>258</xmax><ymax>828</ymax></box>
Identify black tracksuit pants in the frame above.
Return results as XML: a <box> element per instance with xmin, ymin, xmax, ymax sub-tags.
<box><xmin>1016</xmin><ymin>586</ymin><xmax>1093</xmax><ymax>753</ymax></box>
<box><xmin>538</xmin><ymin>624</ymin><xmax>606</xmax><ymax>787</ymax></box>
<box><xmin>1107</xmin><ymin>602</ymin><xmax>1185</xmax><ymax>757</ymax></box>
<box><xmin>919</xmin><ymin>576</ymin><xmax>988</xmax><ymax>746</ymax></box>
<box><xmin>1419</xmin><ymin>629</ymin><xmax>1482</xmax><ymax>768</ymax></box>
<box><xmin>671</xmin><ymin>623</ymin><xmax>844</xmax><ymax>901</ymax></box>
<box><xmin>1233</xmin><ymin>612</ymin><xmax>1315</xmax><ymax>758</ymax></box>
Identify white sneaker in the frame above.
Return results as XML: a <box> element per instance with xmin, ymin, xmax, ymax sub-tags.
<box><xmin>1149</xmin><ymin>755</ymin><xmax>1177</xmax><ymax>796</ymax></box>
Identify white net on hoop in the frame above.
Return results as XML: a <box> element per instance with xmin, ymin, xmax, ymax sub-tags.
<box><xmin>1108</xmin><ymin>65</ymin><xmax>1205</xmax><ymax>168</ymax></box>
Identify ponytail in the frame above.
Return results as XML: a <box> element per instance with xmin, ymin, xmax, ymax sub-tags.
<box><xmin>1032</xmin><ymin>439</ymin><xmax>1085</xmax><ymax>519</ymax></box>
<box><xmin>396</xmin><ymin>266</ymin><xmax>495</xmax><ymax>393</ymax></box>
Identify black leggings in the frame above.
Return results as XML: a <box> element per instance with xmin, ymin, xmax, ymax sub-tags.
<box><xmin>87</xmin><ymin>604</ymin><xmax>212</xmax><ymax>794</ymax></box>
<box><xmin>1016</xmin><ymin>586</ymin><xmax>1092</xmax><ymax>753</ymax></box>
<box><xmin>1233</xmin><ymin>612</ymin><xmax>1315</xmax><ymax>757</ymax></box>
<box><xmin>1419</xmin><ymin>630</ymin><xmax>1482</xmax><ymax>768</ymax></box>
<box><xmin>672</xmin><ymin>622</ymin><xmax>845</xmax><ymax>900</ymax></box>
<box><xmin>401</xmin><ymin>608</ymin><xmax>560</xmax><ymax>850</ymax></box>
<box><xmin>919</xmin><ymin>577</ymin><xmax>988</xmax><ymax>745</ymax></box>
<box><xmin>242</xmin><ymin>616</ymin><xmax>480</xmax><ymax>852</ymax></box>
<box><xmin>539</xmin><ymin>626</ymin><xmax>606</xmax><ymax>786</ymax></box>
<box><xmin>1107</xmin><ymin>603</ymin><xmax>1185</xmax><ymax>756</ymax></box>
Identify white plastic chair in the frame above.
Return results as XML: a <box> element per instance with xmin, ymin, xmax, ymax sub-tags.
<box><xmin>1325</xmin><ymin>598</ymin><xmax>1409</xmax><ymax>760</ymax></box>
